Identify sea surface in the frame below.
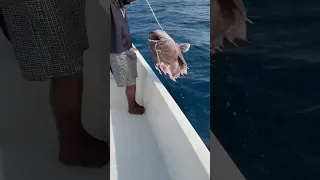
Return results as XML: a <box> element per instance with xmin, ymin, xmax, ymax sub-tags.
<box><xmin>126</xmin><ymin>0</ymin><xmax>211</xmax><ymax>148</ymax></box>
<box><xmin>212</xmin><ymin>0</ymin><xmax>320</xmax><ymax>180</ymax></box>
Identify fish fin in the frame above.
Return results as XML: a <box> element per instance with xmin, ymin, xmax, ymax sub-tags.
<box><xmin>179</xmin><ymin>43</ymin><xmax>191</xmax><ymax>53</ymax></box>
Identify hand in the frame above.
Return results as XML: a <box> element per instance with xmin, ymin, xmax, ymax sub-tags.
<box><xmin>130</xmin><ymin>47</ymin><xmax>138</xmax><ymax>52</ymax></box>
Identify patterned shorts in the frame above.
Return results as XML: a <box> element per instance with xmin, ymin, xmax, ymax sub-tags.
<box><xmin>0</xmin><ymin>0</ymin><xmax>88</xmax><ymax>81</ymax></box>
<box><xmin>110</xmin><ymin>50</ymin><xmax>138</xmax><ymax>87</ymax></box>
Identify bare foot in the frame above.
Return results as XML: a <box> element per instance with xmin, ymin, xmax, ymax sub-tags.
<box><xmin>128</xmin><ymin>102</ymin><xmax>145</xmax><ymax>115</ymax></box>
<box><xmin>59</xmin><ymin>132</ymin><xmax>109</xmax><ymax>168</ymax></box>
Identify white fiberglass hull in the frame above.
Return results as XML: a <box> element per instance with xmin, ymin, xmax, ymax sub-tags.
<box><xmin>109</xmin><ymin>47</ymin><xmax>210</xmax><ymax>180</ymax></box>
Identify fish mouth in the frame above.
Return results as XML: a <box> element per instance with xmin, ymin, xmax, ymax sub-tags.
<box><xmin>149</xmin><ymin>30</ymin><xmax>161</xmax><ymax>41</ymax></box>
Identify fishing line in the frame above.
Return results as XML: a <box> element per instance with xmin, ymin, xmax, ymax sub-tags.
<box><xmin>145</xmin><ymin>0</ymin><xmax>164</xmax><ymax>31</ymax></box>
<box><xmin>144</xmin><ymin>0</ymin><xmax>180</xmax><ymax>87</ymax></box>
<box><xmin>144</xmin><ymin>0</ymin><xmax>176</xmax><ymax>87</ymax></box>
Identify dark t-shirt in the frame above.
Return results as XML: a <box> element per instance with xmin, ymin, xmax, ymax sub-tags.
<box><xmin>110</xmin><ymin>0</ymin><xmax>132</xmax><ymax>54</ymax></box>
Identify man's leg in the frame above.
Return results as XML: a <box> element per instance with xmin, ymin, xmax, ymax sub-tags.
<box><xmin>126</xmin><ymin>85</ymin><xmax>144</xmax><ymax>114</ymax></box>
<box><xmin>50</xmin><ymin>71</ymin><xmax>109</xmax><ymax>167</ymax></box>
<box><xmin>110</xmin><ymin>52</ymin><xmax>145</xmax><ymax>115</ymax></box>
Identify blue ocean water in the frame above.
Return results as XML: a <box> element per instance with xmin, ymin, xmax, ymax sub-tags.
<box><xmin>212</xmin><ymin>0</ymin><xmax>320</xmax><ymax>179</ymax></box>
<box><xmin>126</xmin><ymin>0</ymin><xmax>210</xmax><ymax>148</ymax></box>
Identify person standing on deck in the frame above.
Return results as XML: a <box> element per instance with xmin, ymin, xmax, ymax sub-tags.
<box><xmin>110</xmin><ymin>0</ymin><xmax>145</xmax><ymax>114</ymax></box>
<box><xmin>0</xmin><ymin>1</ymin><xmax>109</xmax><ymax>167</ymax></box>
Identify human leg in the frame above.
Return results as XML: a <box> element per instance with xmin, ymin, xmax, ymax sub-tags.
<box><xmin>126</xmin><ymin>85</ymin><xmax>145</xmax><ymax>114</ymax></box>
<box><xmin>50</xmin><ymin>71</ymin><xmax>109</xmax><ymax>167</ymax></box>
<box><xmin>110</xmin><ymin>50</ymin><xmax>145</xmax><ymax>114</ymax></box>
<box><xmin>2</xmin><ymin>0</ymin><xmax>109</xmax><ymax>167</ymax></box>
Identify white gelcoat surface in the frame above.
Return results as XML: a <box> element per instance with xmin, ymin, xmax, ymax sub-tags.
<box><xmin>109</xmin><ymin>46</ymin><xmax>210</xmax><ymax>180</ymax></box>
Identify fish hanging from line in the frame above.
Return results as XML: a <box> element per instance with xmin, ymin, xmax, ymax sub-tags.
<box><xmin>211</xmin><ymin>0</ymin><xmax>253</xmax><ymax>54</ymax></box>
<box><xmin>143</xmin><ymin>0</ymin><xmax>190</xmax><ymax>82</ymax></box>
<box><xmin>148</xmin><ymin>29</ymin><xmax>190</xmax><ymax>81</ymax></box>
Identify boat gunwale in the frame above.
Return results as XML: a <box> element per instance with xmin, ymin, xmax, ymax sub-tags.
<box><xmin>132</xmin><ymin>44</ymin><xmax>210</xmax><ymax>177</ymax></box>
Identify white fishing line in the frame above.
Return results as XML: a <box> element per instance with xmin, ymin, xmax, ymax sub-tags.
<box><xmin>144</xmin><ymin>0</ymin><xmax>180</xmax><ymax>87</ymax></box>
<box><xmin>145</xmin><ymin>0</ymin><xmax>164</xmax><ymax>31</ymax></box>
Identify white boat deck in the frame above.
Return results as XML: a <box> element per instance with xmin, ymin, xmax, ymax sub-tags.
<box><xmin>110</xmin><ymin>74</ymin><xmax>171</xmax><ymax>180</ymax></box>
<box><xmin>108</xmin><ymin>48</ymin><xmax>211</xmax><ymax>180</ymax></box>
